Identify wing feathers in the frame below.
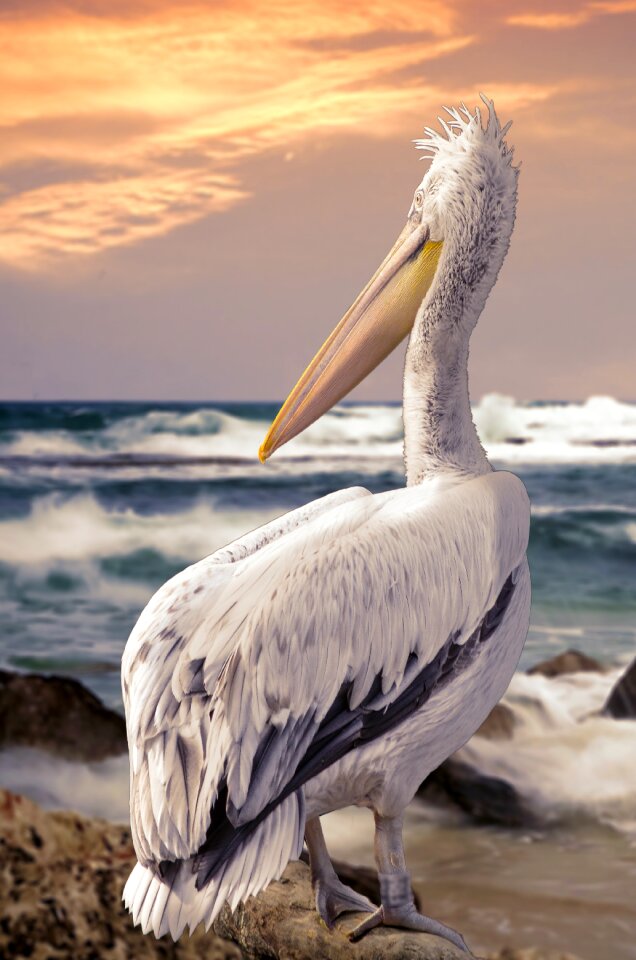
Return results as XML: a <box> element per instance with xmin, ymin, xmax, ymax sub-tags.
<box><xmin>123</xmin><ymin>472</ymin><xmax>529</xmax><ymax>883</ymax></box>
<box><xmin>124</xmin><ymin>789</ymin><xmax>306</xmax><ymax>939</ymax></box>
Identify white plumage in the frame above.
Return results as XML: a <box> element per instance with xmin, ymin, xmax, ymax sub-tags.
<box><xmin>122</xmin><ymin>97</ymin><xmax>530</xmax><ymax>950</ymax></box>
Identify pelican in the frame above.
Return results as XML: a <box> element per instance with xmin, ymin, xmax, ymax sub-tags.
<box><xmin>122</xmin><ymin>97</ymin><xmax>530</xmax><ymax>954</ymax></box>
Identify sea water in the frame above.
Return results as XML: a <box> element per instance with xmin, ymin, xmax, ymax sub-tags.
<box><xmin>0</xmin><ymin>395</ymin><xmax>635</xmax><ymax>957</ymax></box>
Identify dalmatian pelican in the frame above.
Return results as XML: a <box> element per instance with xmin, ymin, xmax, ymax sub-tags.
<box><xmin>122</xmin><ymin>97</ymin><xmax>530</xmax><ymax>954</ymax></box>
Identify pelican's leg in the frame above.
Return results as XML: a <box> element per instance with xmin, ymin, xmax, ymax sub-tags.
<box><xmin>348</xmin><ymin>812</ymin><xmax>473</xmax><ymax>955</ymax></box>
<box><xmin>305</xmin><ymin>817</ymin><xmax>376</xmax><ymax>928</ymax></box>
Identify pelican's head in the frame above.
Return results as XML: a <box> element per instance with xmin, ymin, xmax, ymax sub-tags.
<box><xmin>410</xmin><ymin>96</ymin><xmax>519</xmax><ymax>336</ymax></box>
<box><xmin>259</xmin><ymin>96</ymin><xmax>518</xmax><ymax>462</ymax></box>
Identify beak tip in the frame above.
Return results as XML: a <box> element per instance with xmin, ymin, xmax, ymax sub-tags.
<box><xmin>258</xmin><ymin>443</ymin><xmax>269</xmax><ymax>464</ymax></box>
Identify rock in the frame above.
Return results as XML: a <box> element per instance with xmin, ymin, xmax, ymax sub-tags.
<box><xmin>0</xmin><ymin>788</ymin><xmax>240</xmax><ymax>960</ymax></box>
<box><xmin>419</xmin><ymin>760</ymin><xmax>538</xmax><ymax>829</ymax></box>
<box><xmin>214</xmin><ymin>859</ymin><xmax>465</xmax><ymax>960</ymax></box>
<box><xmin>0</xmin><ymin>669</ymin><xmax>127</xmax><ymax>761</ymax></box>
<box><xmin>602</xmin><ymin>655</ymin><xmax>636</xmax><ymax>718</ymax></box>
<box><xmin>0</xmin><ymin>787</ymin><xmax>575</xmax><ymax>960</ymax></box>
<box><xmin>475</xmin><ymin>703</ymin><xmax>516</xmax><ymax>740</ymax></box>
<box><xmin>0</xmin><ymin>788</ymin><xmax>468</xmax><ymax>960</ymax></box>
<box><xmin>526</xmin><ymin>650</ymin><xmax>603</xmax><ymax>678</ymax></box>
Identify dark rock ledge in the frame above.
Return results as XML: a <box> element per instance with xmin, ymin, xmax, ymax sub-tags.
<box><xmin>527</xmin><ymin>650</ymin><xmax>604</xmax><ymax>678</ymax></box>
<box><xmin>0</xmin><ymin>788</ymin><xmax>238</xmax><ymax>960</ymax></box>
<box><xmin>0</xmin><ymin>669</ymin><xmax>127</xmax><ymax>761</ymax></box>
<box><xmin>603</xmin><ymin>655</ymin><xmax>636</xmax><ymax>719</ymax></box>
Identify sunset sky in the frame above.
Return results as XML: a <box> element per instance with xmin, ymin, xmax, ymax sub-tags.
<box><xmin>1</xmin><ymin>0</ymin><xmax>634</xmax><ymax>401</ymax></box>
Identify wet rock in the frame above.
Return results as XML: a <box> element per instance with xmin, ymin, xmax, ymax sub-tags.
<box><xmin>527</xmin><ymin>649</ymin><xmax>603</xmax><ymax>678</ymax></box>
<box><xmin>0</xmin><ymin>787</ymin><xmax>577</xmax><ymax>960</ymax></box>
<box><xmin>419</xmin><ymin>760</ymin><xmax>538</xmax><ymax>829</ymax></box>
<box><xmin>475</xmin><ymin>703</ymin><xmax>516</xmax><ymax>740</ymax></box>
<box><xmin>602</xmin><ymin>655</ymin><xmax>636</xmax><ymax>719</ymax></box>
<box><xmin>0</xmin><ymin>788</ymin><xmax>468</xmax><ymax>960</ymax></box>
<box><xmin>0</xmin><ymin>788</ymin><xmax>240</xmax><ymax>960</ymax></box>
<box><xmin>0</xmin><ymin>669</ymin><xmax>127</xmax><ymax>761</ymax></box>
<box><xmin>214</xmin><ymin>859</ymin><xmax>465</xmax><ymax>960</ymax></box>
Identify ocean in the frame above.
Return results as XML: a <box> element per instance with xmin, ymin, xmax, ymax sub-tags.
<box><xmin>0</xmin><ymin>394</ymin><xmax>635</xmax><ymax>958</ymax></box>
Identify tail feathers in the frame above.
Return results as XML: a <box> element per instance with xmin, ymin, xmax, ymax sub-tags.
<box><xmin>123</xmin><ymin>790</ymin><xmax>305</xmax><ymax>940</ymax></box>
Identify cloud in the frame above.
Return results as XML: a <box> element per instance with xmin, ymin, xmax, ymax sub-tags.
<box><xmin>0</xmin><ymin>167</ymin><xmax>247</xmax><ymax>266</ymax></box>
<box><xmin>507</xmin><ymin>0</ymin><xmax>636</xmax><ymax>30</ymax></box>
<box><xmin>507</xmin><ymin>10</ymin><xmax>591</xmax><ymax>29</ymax></box>
<box><xmin>0</xmin><ymin>1</ymin><xmax>475</xmax><ymax>268</ymax></box>
<box><xmin>0</xmin><ymin>0</ymin><xmax>600</xmax><ymax>269</ymax></box>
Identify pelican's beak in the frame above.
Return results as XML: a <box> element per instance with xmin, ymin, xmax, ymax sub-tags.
<box><xmin>258</xmin><ymin>219</ymin><xmax>443</xmax><ymax>462</ymax></box>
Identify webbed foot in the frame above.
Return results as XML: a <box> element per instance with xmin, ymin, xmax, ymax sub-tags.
<box><xmin>314</xmin><ymin>874</ymin><xmax>376</xmax><ymax>929</ymax></box>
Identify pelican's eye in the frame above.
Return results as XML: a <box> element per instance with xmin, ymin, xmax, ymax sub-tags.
<box><xmin>414</xmin><ymin>190</ymin><xmax>424</xmax><ymax>208</ymax></box>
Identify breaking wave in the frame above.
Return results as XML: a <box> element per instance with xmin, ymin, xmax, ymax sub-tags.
<box><xmin>1</xmin><ymin>395</ymin><xmax>636</xmax><ymax>467</ymax></box>
<box><xmin>0</xmin><ymin>493</ymin><xmax>278</xmax><ymax>568</ymax></box>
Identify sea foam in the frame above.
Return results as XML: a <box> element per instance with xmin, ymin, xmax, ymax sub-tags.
<box><xmin>459</xmin><ymin>666</ymin><xmax>636</xmax><ymax>832</ymax></box>
<box><xmin>0</xmin><ymin>493</ymin><xmax>279</xmax><ymax>567</ymax></box>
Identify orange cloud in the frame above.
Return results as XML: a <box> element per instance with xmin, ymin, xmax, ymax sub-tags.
<box><xmin>507</xmin><ymin>0</ymin><xmax>636</xmax><ymax>29</ymax></box>
<box><xmin>0</xmin><ymin>1</ymin><xmax>586</xmax><ymax>270</ymax></box>
<box><xmin>0</xmin><ymin>169</ymin><xmax>247</xmax><ymax>265</ymax></box>
<box><xmin>0</xmin><ymin>1</ymin><xmax>471</xmax><ymax>268</ymax></box>
<box><xmin>507</xmin><ymin>11</ymin><xmax>590</xmax><ymax>29</ymax></box>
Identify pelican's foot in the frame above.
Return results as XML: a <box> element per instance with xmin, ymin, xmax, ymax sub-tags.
<box><xmin>347</xmin><ymin>872</ymin><xmax>473</xmax><ymax>956</ymax></box>
<box><xmin>314</xmin><ymin>874</ymin><xmax>376</xmax><ymax>929</ymax></box>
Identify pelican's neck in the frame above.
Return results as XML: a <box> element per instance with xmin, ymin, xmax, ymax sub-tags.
<box><xmin>402</xmin><ymin>271</ymin><xmax>490</xmax><ymax>486</ymax></box>
<box><xmin>401</xmin><ymin>113</ymin><xmax>518</xmax><ymax>485</ymax></box>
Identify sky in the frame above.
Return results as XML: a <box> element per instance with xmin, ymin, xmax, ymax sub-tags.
<box><xmin>0</xmin><ymin>0</ymin><xmax>634</xmax><ymax>402</ymax></box>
